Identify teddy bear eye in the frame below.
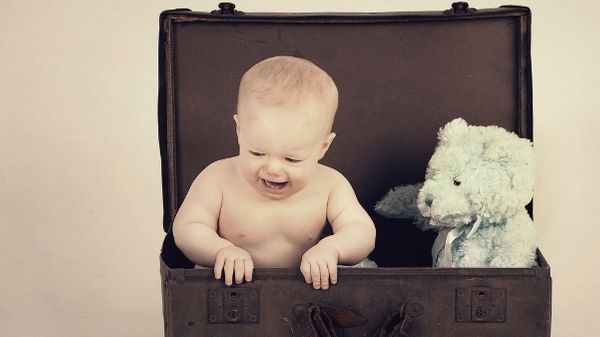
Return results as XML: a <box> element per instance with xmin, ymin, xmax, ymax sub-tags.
<box><xmin>453</xmin><ymin>178</ymin><xmax>461</xmax><ymax>186</ymax></box>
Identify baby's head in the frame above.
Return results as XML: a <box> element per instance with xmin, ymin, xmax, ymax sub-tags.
<box><xmin>237</xmin><ymin>55</ymin><xmax>338</xmax><ymax>133</ymax></box>
<box><xmin>234</xmin><ymin>56</ymin><xmax>339</xmax><ymax>199</ymax></box>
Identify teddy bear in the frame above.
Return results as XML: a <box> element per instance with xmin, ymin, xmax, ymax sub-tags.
<box><xmin>374</xmin><ymin>118</ymin><xmax>538</xmax><ymax>268</ymax></box>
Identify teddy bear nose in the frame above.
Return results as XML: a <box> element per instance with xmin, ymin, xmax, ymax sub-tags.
<box><xmin>425</xmin><ymin>196</ymin><xmax>433</xmax><ymax>207</ymax></box>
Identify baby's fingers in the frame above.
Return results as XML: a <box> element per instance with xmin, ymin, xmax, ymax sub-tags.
<box><xmin>234</xmin><ymin>258</ymin><xmax>246</xmax><ymax>284</ymax></box>
<box><xmin>310</xmin><ymin>261</ymin><xmax>322</xmax><ymax>289</ymax></box>
<box><xmin>327</xmin><ymin>258</ymin><xmax>338</xmax><ymax>285</ymax></box>
<box><xmin>223</xmin><ymin>258</ymin><xmax>235</xmax><ymax>286</ymax></box>
<box><xmin>300</xmin><ymin>261</ymin><xmax>312</xmax><ymax>284</ymax></box>
<box><xmin>318</xmin><ymin>262</ymin><xmax>330</xmax><ymax>290</ymax></box>
<box><xmin>244</xmin><ymin>258</ymin><xmax>254</xmax><ymax>282</ymax></box>
<box><xmin>214</xmin><ymin>255</ymin><xmax>225</xmax><ymax>280</ymax></box>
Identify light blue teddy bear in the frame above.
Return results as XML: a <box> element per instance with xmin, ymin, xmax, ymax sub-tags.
<box><xmin>375</xmin><ymin>118</ymin><xmax>538</xmax><ymax>268</ymax></box>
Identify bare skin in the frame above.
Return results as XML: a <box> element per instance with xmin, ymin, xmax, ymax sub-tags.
<box><xmin>174</xmin><ymin>156</ymin><xmax>375</xmax><ymax>289</ymax></box>
<box><xmin>173</xmin><ymin>80</ymin><xmax>375</xmax><ymax>290</ymax></box>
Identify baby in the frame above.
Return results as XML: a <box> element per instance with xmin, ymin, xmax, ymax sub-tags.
<box><xmin>173</xmin><ymin>56</ymin><xmax>376</xmax><ymax>290</ymax></box>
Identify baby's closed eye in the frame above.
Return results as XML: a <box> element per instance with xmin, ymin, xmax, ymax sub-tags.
<box><xmin>285</xmin><ymin>157</ymin><xmax>302</xmax><ymax>163</ymax></box>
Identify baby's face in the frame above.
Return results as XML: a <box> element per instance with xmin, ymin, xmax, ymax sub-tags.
<box><xmin>235</xmin><ymin>97</ymin><xmax>335</xmax><ymax>200</ymax></box>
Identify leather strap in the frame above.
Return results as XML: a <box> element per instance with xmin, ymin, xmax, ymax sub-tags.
<box><xmin>293</xmin><ymin>303</ymin><xmax>367</xmax><ymax>337</ymax></box>
<box><xmin>373</xmin><ymin>302</ymin><xmax>412</xmax><ymax>337</ymax></box>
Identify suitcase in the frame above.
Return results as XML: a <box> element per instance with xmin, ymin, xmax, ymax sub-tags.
<box><xmin>158</xmin><ymin>2</ymin><xmax>551</xmax><ymax>336</ymax></box>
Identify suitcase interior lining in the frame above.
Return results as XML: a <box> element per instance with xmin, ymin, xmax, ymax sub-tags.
<box><xmin>160</xmin><ymin>12</ymin><xmax>531</xmax><ymax>268</ymax></box>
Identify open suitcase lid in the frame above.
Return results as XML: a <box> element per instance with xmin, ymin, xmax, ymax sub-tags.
<box><xmin>158</xmin><ymin>2</ymin><xmax>533</xmax><ymax>268</ymax></box>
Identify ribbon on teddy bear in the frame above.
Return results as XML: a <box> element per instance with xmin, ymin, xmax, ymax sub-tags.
<box><xmin>431</xmin><ymin>214</ymin><xmax>483</xmax><ymax>267</ymax></box>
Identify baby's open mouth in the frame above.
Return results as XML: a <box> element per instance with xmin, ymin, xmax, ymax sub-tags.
<box><xmin>261</xmin><ymin>178</ymin><xmax>288</xmax><ymax>190</ymax></box>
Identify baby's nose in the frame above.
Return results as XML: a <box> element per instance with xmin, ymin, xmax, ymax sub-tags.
<box><xmin>264</xmin><ymin>158</ymin><xmax>284</xmax><ymax>175</ymax></box>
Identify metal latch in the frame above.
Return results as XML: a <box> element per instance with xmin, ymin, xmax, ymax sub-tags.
<box><xmin>207</xmin><ymin>288</ymin><xmax>260</xmax><ymax>324</ymax></box>
<box><xmin>455</xmin><ymin>287</ymin><xmax>506</xmax><ymax>323</ymax></box>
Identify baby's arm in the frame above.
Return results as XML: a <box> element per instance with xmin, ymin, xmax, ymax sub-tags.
<box><xmin>173</xmin><ymin>162</ymin><xmax>253</xmax><ymax>285</ymax></box>
<box><xmin>300</xmin><ymin>172</ymin><xmax>376</xmax><ymax>290</ymax></box>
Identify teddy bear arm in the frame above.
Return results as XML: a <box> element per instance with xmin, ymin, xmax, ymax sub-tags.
<box><xmin>487</xmin><ymin>214</ymin><xmax>538</xmax><ymax>268</ymax></box>
<box><xmin>487</xmin><ymin>247</ymin><xmax>537</xmax><ymax>268</ymax></box>
<box><xmin>374</xmin><ymin>183</ymin><xmax>424</xmax><ymax>220</ymax></box>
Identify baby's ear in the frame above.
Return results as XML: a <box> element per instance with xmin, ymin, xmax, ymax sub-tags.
<box><xmin>233</xmin><ymin>114</ymin><xmax>240</xmax><ymax>135</ymax></box>
<box><xmin>319</xmin><ymin>132</ymin><xmax>336</xmax><ymax>159</ymax></box>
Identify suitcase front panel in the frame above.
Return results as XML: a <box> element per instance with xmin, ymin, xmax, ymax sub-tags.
<box><xmin>161</xmin><ymin>260</ymin><xmax>551</xmax><ymax>337</ymax></box>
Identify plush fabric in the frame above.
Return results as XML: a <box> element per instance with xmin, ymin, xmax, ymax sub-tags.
<box><xmin>375</xmin><ymin>118</ymin><xmax>538</xmax><ymax>268</ymax></box>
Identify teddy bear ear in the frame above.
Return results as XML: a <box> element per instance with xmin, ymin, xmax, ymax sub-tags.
<box><xmin>438</xmin><ymin>117</ymin><xmax>470</xmax><ymax>143</ymax></box>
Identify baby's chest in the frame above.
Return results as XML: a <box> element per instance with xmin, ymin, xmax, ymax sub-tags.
<box><xmin>218</xmin><ymin>196</ymin><xmax>328</xmax><ymax>246</ymax></box>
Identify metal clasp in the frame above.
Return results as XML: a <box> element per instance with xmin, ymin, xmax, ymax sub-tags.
<box><xmin>207</xmin><ymin>288</ymin><xmax>259</xmax><ymax>324</ymax></box>
<box><xmin>456</xmin><ymin>287</ymin><xmax>506</xmax><ymax>323</ymax></box>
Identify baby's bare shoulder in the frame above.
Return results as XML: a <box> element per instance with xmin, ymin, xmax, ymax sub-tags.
<box><xmin>316</xmin><ymin>164</ymin><xmax>350</xmax><ymax>186</ymax></box>
<box><xmin>316</xmin><ymin>165</ymin><xmax>360</xmax><ymax>204</ymax></box>
<box><xmin>198</xmin><ymin>157</ymin><xmax>236</xmax><ymax>178</ymax></box>
<box><xmin>187</xmin><ymin>157</ymin><xmax>238</xmax><ymax>193</ymax></box>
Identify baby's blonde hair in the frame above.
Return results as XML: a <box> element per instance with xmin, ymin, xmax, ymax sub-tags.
<box><xmin>237</xmin><ymin>56</ymin><xmax>338</xmax><ymax>123</ymax></box>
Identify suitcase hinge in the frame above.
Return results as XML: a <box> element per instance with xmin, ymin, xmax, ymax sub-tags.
<box><xmin>211</xmin><ymin>2</ymin><xmax>244</xmax><ymax>15</ymax></box>
<box><xmin>444</xmin><ymin>2</ymin><xmax>477</xmax><ymax>15</ymax></box>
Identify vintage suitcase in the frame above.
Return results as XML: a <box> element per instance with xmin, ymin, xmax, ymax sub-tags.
<box><xmin>158</xmin><ymin>2</ymin><xmax>551</xmax><ymax>336</ymax></box>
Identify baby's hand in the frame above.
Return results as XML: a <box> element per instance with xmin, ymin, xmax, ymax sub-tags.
<box><xmin>214</xmin><ymin>245</ymin><xmax>254</xmax><ymax>286</ymax></box>
<box><xmin>300</xmin><ymin>243</ymin><xmax>340</xmax><ymax>290</ymax></box>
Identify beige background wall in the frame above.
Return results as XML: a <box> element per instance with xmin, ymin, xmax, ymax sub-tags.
<box><xmin>1</xmin><ymin>1</ymin><xmax>598</xmax><ymax>336</ymax></box>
